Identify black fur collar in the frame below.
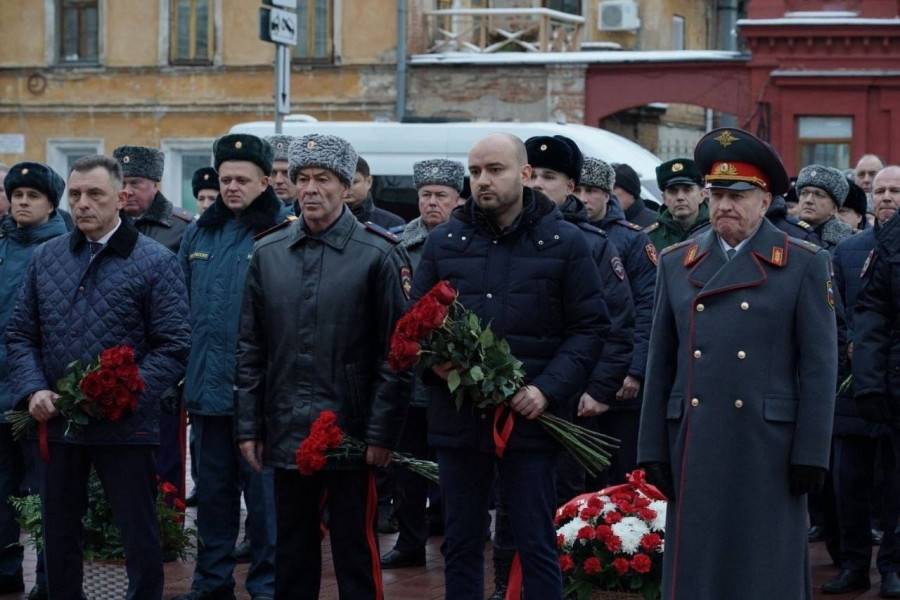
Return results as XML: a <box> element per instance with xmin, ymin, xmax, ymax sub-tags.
<box><xmin>197</xmin><ymin>186</ymin><xmax>283</xmax><ymax>232</ymax></box>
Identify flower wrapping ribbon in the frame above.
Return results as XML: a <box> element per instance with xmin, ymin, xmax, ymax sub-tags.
<box><xmin>493</xmin><ymin>405</ymin><xmax>515</xmax><ymax>458</ymax></box>
<box><xmin>38</xmin><ymin>422</ymin><xmax>49</xmax><ymax>461</ymax></box>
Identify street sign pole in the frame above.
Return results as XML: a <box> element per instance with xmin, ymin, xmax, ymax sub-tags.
<box><xmin>275</xmin><ymin>44</ymin><xmax>290</xmax><ymax>133</ymax></box>
<box><xmin>259</xmin><ymin>2</ymin><xmax>298</xmax><ymax>133</ymax></box>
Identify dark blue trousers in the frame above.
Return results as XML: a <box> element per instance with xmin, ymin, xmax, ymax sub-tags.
<box><xmin>437</xmin><ymin>447</ymin><xmax>562</xmax><ymax>600</ymax></box>
<box><xmin>833</xmin><ymin>434</ymin><xmax>900</xmax><ymax>573</ymax></box>
<box><xmin>38</xmin><ymin>443</ymin><xmax>162</xmax><ymax>600</ymax></box>
<box><xmin>0</xmin><ymin>425</ymin><xmax>24</xmax><ymax>581</ymax></box>
<box><xmin>390</xmin><ymin>406</ymin><xmax>431</xmax><ymax>555</ymax></box>
<box><xmin>155</xmin><ymin>411</ymin><xmax>185</xmax><ymax>500</ymax></box>
<box><xmin>273</xmin><ymin>467</ymin><xmax>382</xmax><ymax>600</ymax></box>
<box><xmin>191</xmin><ymin>415</ymin><xmax>275</xmax><ymax>597</ymax></box>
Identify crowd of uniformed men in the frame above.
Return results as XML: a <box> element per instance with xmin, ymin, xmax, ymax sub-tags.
<box><xmin>0</xmin><ymin>124</ymin><xmax>897</xmax><ymax>600</ymax></box>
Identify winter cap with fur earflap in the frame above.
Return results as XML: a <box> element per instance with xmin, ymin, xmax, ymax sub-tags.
<box><xmin>112</xmin><ymin>145</ymin><xmax>165</xmax><ymax>181</ymax></box>
<box><xmin>3</xmin><ymin>162</ymin><xmax>66</xmax><ymax>209</ymax></box>
<box><xmin>525</xmin><ymin>135</ymin><xmax>584</xmax><ymax>185</ymax></box>
<box><xmin>213</xmin><ymin>133</ymin><xmax>274</xmax><ymax>176</ymax></box>
<box><xmin>581</xmin><ymin>157</ymin><xmax>616</xmax><ymax>192</ymax></box>
<box><xmin>191</xmin><ymin>166</ymin><xmax>219</xmax><ymax>198</ymax></box>
<box><xmin>413</xmin><ymin>159</ymin><xmax>465</xmax><ymax>192</ymax></box>
<box><xmin>264</xmin><ymin>135</ymin><xmax>295</xmax><ymax>162</ymax></box>
<box><xmin>288</xmin><ymin>134</ymin><xmax>358</xmax><ymax>186</ymax></box>
<box><xmin>797</xmin><ymin>164</ymin><xmax>849</xmax><ymax>207</ymax></box>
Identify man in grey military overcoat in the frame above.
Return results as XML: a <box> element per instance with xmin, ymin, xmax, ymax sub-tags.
<box><xmin>637</xmin><ymin>127</ymin><xmax>838</xmax><ymax>600</ymax></box>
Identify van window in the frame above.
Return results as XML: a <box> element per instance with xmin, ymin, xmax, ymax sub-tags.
<box><xmin>372</xmin><ymin>175</ymin><xmax>418</xmax><ymax>222</ymax></box>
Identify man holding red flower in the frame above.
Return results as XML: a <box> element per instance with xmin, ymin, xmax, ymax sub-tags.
<box><xmin>5</xmin><ymin>154</ymin><xmax>191</xmax><ymax>600</ymax></box>
<box><xmin>234</xmin><ymin>134</ymin><xmax>411</xmax><ymax>599</ymax></box>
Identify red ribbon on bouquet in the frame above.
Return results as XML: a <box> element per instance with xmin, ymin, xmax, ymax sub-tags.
<box><xmin>38</xmin><ymin>422</ymin><xmax>49</xmax><ymax>461</ymax></box>
<box><xmin>492</xmin><ymin>405</ymin><xmax>515</xmax><ymax>459</ymax></box>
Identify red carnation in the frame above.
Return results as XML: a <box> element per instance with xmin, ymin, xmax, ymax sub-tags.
<box><xmin>605</xmin><ymin>535</ymin><xmax>622</xmax><ymax>553</ymax></box>
<box><xmin>612</xmin><ymin>557</ymin><xmax>630</xmax><ymax>575</ymax></box>
<box><xmin>594</xmin><ymin>525</ymin><xmax>613</xmax><ymax>541</ymax></box>
<box><xmin>577</xmin><ymin>526</ymin><xmax>595</xmax><ymax>540</ymax></box>
<box><xmin>559</xmin><ymin>503</ymin><xmax>577</xmax><ymax>521</ymax></box>
<box><xmin>587</xmin><ymin>495</ymin><xmax>605</xmax><ymax>509</ymax></box>
<box><xmin>605</xmin><ymin>511</ymin><xmax>623</xmax><ymax>525</ymax></box>
<box><xmin>638</xmin><ymin>508</ymin><xmax>657</xmax><ymax>522</ymax></box>
<box><xmin>634</xmin><ymin>496</ymin><xmax>651</xmax><ymax>509</ymax></box>
<box><xmin>640</xmin><ymin>533</ymin><xmax>662</xmax><ymax>552</ymax></box>
<box><xmin>579</xmin><ymin>506</ymin><xmax>599</xmax><ymax>520</ymax></box>
<box><xmin>631</xmin><ymin>553</ymin><xmax>652</xmax><ymax>574</ymax></box>
<box><xmin>583</xmin><ymin>557</ymin><xmax>602</xmax><ymax>576</ymax></box>
<box><xmin>428</xmin><ymin>280</ymin><xmax>457</xmax><ymax>305</ymax></box>
<box><xmin>557</xmin><ymin>534</ymin><xmax>565</xmax><ymax>549</ymax></box>
<box><xmin>559</xmin><ymin>555</ymin><xmax>574</xmax><ymax>572</ymax></box>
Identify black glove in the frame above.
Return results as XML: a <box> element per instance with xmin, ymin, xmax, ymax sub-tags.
<box><xmin>856</xmin><ymin>394</ymin><xmax>891</xmax><ymax>424</ymax></box>
<box><xmin>789</xmin><ymin>464</ymin><xmax>826</xmax><ymax>496</ymax></box>
<box><xmin>641</xmin><ymin>462</ymin><xmax>675</xmax><ymax>501</ymax></box>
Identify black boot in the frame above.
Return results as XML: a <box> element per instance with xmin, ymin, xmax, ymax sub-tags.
<box><xmin>489</xmin><ymin>548</ymin><xmax>516</xmax><ymax>600</ymax></box>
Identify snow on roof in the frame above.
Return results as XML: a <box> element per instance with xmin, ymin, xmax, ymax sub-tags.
<box><xmin>410</xmin><ymin>50</ymin><xmax>746</xmax><ymax>66</ymax></box>
<box><xmin>738</xmin><ymin>17</ymin><xmax>900</xmax><ymax>27</ymax></box>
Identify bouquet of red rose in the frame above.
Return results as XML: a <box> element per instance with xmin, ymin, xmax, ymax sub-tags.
<box><xmin>389</xmin><ymin>281</ymin><xmax>617</xmax><ymax>477</ymax></box>
<box><xmin>554</xmin><ymin>470</ymin><xmax>667</xmax><ymax>600</ymax></box>
<box><xmin>5</xmin><ymin>345</ymin><xmax>146</xmax><ymax>445</ymax></box>
<box><xmin>295</xmin><ymin>411</ymin><xmax>439</xmax><ymax>484</ymax></box>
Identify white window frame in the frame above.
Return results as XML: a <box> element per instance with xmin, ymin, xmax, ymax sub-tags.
<box><xmin>160</xmin><ymin>138</ymin><xmax>216</xmax><ymax>208</ymax></box>
<box><xmin>46</xmin><ymin>138</ymin><xmax>105</xmax><ymax>213</ymax></box>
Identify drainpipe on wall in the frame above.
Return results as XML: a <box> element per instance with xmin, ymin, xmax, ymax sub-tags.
<box><xmin>396</xmin><ymin>0</ymin><xmax>407</xmax><ymax>122</ymax></box>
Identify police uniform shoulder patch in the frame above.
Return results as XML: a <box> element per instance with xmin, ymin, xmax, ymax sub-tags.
<box><xmin>617</xmin><ymin>219</ymin><xmax>642</xmax><ymax>231</ymax></box>
<box><xmin>364</xmin><ymin>221</ymin><xmax>401</xmax><ymax>244</ymax></box>
<box><xmin>861</xmin><ymin>249</ymin><xmax>874</xmax><ymax>278</ymax></box>
<box><xmin>645</xmin><ymin>243</ymin><xmax>658</xmax><ymax>266</ymax></box>
<box><xmin>610</xmin><ymin>256</ymin><xmax>626</xmax><ymax>281</ymax></box>
<box><xmin>172</xmin><ymin>206</ymin><xmax>195</xmax><ymax>223</ymax></box>
<box><xmin>577</xmin><ymin>222</ymin><xmax>606</xmax><ymax>236</ymax></box>
<box><xmin>253</xmin><ymin>215</ymin><xmax>297</xmax><ymax>241</ymax></box>
<box><xmin>826</xmin><ymin>280</ymin><xmax>835</xmax><ymax>309</ymax></box>
<box><xmin>644</xmin><ymin>222</ymin><xmax>660</xmax><ymax>234</ymax></box>
<box><xmin>400</xmin><ymin>266</ymin><xmax>412</xmax><ymax>300</ymax></box>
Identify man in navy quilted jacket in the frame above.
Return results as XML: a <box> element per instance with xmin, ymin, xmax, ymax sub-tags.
<box><xmin>5</xmin><ymin>154</ymin><xmax>191</xmax><ymax>600</ymax></box>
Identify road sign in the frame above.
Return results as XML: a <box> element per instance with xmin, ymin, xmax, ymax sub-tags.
<box><xmin>259</xmin><ymin>7</ymin><xmax>298</xmax><ymax>46</ymax></box>
<box><xmin>262</xmin><ymin>0</ymin><xmax>298</xmax><ymax>8</ymax></box>
<box><xmin>276</xmin><ymin>45</ymin><xmax>290</xmax><ymax>115</ymax></box>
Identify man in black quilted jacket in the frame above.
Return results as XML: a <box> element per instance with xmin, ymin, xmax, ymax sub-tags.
<box><xmin>5</xmin><ymin>154</ymin><xmax>191</xmax><ymax>600</ymax></box>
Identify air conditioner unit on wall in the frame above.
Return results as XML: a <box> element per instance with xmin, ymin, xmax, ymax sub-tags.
<box><xmin>598</xmin><ymin>0</ymin><xmax>641</xmax><ymax>32</ymax></box>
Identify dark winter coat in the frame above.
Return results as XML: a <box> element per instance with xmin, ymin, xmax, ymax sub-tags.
<box><xmin>399</xmin><ymin>217</ymin><xmax>431</xmax><ymax>409</ymax></box>
<box><xmin>595</xmin><ymin>195</ymin><xmax>657</xmax><ymax>395</ymax></box>
<box><xmin>853</xmin><ymin>215</ymin><xmax>900</xmax><ymax>424</ymax></box>
<box><xmin>559</xmin><ymin>195</ymin><xmax>634</xmax><ymax>404</ymax></box>
<box><xmin>410</xmin><ymin>190</ymin><xmax>610</xmax><ymax>452</ymax></box>
<box><xmin>131</xmin><ymin>191</ymin><xmax>194</xmax><ymax>254</ymax></box>
<box><xmin>350</xmin><ymin>194</ymin><xmax>405</xmax><ymax>230</ymax></box>
<box><xmin>177</xmin><ymin>187</ymin><xmax>292</xmax><ymax>416</ymax></box>
<box><xmin>644</xmin><ymin>201</ymin><xmax>710</xmax><ymax>251</ymax></box>
<box><xmin>638</xmin><ymin>220</ymin><xmax>837</xmax><ymax>600</ymax></box>
<box><xmin>234</xmin><ymin>207</ymin><xmax>412</xmax><ymax>469</ymax></box>
<box><xmin>6</xmin><ymin>217</ymin><xmax>191</xmax><ymax>445</ymax></box>
<box><xmin>623</xmin><ymin>199</ymin><xmax>658</xmax><ymax>228</ymax></box>
<box><xmin>0</xmin><ymin>212</ymin><xmax>68</xmax><ymax>418</ymax></box>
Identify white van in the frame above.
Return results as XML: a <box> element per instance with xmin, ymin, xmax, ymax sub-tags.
<box><xmin>230</xmin><ymin>118</ymin><xmax>662</xmax><ymax>220</ymax></box>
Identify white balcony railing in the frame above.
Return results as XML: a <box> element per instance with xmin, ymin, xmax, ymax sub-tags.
<box><xmin>424</xmin><ymin>8</ymin><xmax>585</xmax><ymax>54</ymax></box>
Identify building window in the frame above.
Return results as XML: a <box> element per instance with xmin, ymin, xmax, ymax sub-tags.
<box><xmin>170</xmin><ymin>0</ymin><xmax>213</xmax><ymax>64</ymax></box>
<box><xmin>797</xmin><ymin>116</ymin><xmax>853</xmax><ymax>170</ymax></box>
<box><xmin>59</xmin><ymin>0</ymin><xmax>99</xmax><ymax>63</ymax></box>
<box><xmin>293</xmin><ymin>0</ymin><xmax>332</xmax><ymax>61</ymax></box>
<box><xmin>160</xmin><ymin>139</ymin><xmax>215</xmax><ymax>212</ymax></box>
<box><xmin>673</xmin><ymin>15</ymin><xmax>685</xmax><ymax>50</ymax></box>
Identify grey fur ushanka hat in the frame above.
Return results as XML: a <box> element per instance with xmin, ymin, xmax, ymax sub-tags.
<box><xmin>288</xmin><ymin>134</ymin><xmax>358</xmax><ymax>186</ymax></box>
<box><xmin>580</xmin><ymin>157</ymin><xmax>616</xmax><ymax>192</ymax></box>
<box><xmin>413</xmin><ymin>159</ymin><xmax>465</xmax><ymax>192</ymax></box>
<box><xmin>264</xmin><ymin>135</ymin><xmax>295</xmax><ymax>162</ymax></box>
<box><xmin>797</xmin><ymin>164</ymin><xmax>849</xmax><ymax>207</ymax></box>
<box><xmin>112</xmin><ymin>145</ymin><xmax>165</xmax><ymax>181</ymax></box>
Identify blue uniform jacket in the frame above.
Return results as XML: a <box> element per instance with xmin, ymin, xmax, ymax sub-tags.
<box><xmin>178</xmin><ymin>187</ymin><xmax>292</xmax><ymax>416</ymax></box>
<box><xmin>596</xmin><ymin>195</ymin><xmax>657</xmax><ymax>391</ymax></box>
<box><xmin>0</xmin><ymin>212</ymin><xmax>69</xmax><ymax>418</ymax></box>
<box><xmin>6</xmin><ymin>217</ymin><xmax>191</xmax><ymax>444</ymax></box>
<box><xmin>410</xmin><ymin>190</ymin><xmax>610</xmax><ymax>452</ymax></box>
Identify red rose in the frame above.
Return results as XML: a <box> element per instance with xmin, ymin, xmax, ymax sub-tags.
<box><xmin>417</xmin><ymin>296</ymin><xmax>448</xmax><ymax>331</ymax></box>
<box><xmin>631</xmin><ymin>553</ymin><xmax>652</xmax><ymax>574</ymax></box>
<box><xmin>97</xmin><ymin>368</ymin><xmax>117</xmax><ymax>389</ymax></box>
<box><xmin>577</xmin><ymin>526</ymin><xmax>594</xmax><ymax>540</ymax></box>
<box><xmin>605</xmin><ymin>535</ymin><xmax>622</xmax><ymax>553</ymax></box>
<box><xmin>612</xmin><ymin>557</ymin><xmax>630</xmax><ymax>575</ymax></box>
<box><xmin>101</xmin><ymin>346</ymin><xmax>134</xmax><ymax>369</ymax></box>
<box><xmin>558</xmin><ymin>555</ymin><xmax>574</xmax><ymax>572</ymax></box>
<box><xmin>160</xmin><ymin>482</ymin><xmax>178</xmax><ymax>497</ymax></box>
<box><xmin>583</xmin><ymin>557</ymin><xmax>602</xmax><ymax>576</ymax></box>
<box><xmin>388</xmin><ymin>332</ymin><xmax>420</xmax><ymax>372</ymax></box>
<box><xmin>640</xmin><ymin>533</ymin><xmax>662</xmax><ymax>552</ymax></box>
<box><xmin>79</xmin><ymin>372</ymin><xmax>104</xmax><ymax>400</ymax></box>
<box><xmin>429</xmin><ymin>281</ymin><xmax>457</xmax><ymax>305</ymax></box>
<box><xmin>579</xmin><ymin>506</ymin><xmax>599</xmax><ymax>520</ymax></box>
<box><xmin>173</xmin><ymin>498</ymin><xmax>186</xmax><ymax>512</ymax></box>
